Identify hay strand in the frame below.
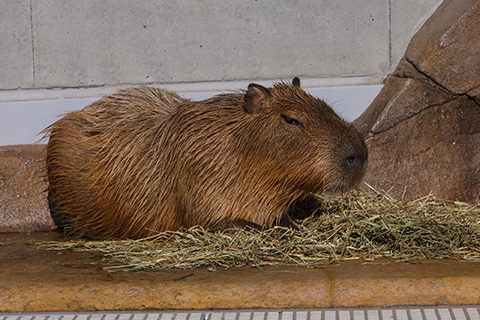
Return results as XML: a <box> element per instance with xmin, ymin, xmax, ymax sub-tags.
<box><xmin>37</xmin><ymin>188</ymin><xmax>480</xmax><ymax>271</ymax></box>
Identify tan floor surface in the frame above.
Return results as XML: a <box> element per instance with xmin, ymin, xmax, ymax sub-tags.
<box><xmin>1</xmin><ymin>231</ymin><xmax>479</xmax><ymax>313</ymax></box>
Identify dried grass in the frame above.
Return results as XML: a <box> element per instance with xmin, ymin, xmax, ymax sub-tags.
<box><xmin>37</xmin><ymin>185</ymin><xmax>480</xmax><ymax>271</ymax></box>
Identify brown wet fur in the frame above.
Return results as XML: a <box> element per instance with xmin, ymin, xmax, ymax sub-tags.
<box><xmin>45</xmin><ymin>79</ymin><xmax>367</xmax><ymax>239</ymax></box>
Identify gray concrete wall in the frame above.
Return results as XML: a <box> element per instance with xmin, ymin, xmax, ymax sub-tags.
<box><xmin>1</xmin><ymin>0</ymin><xmax>442</xmax><ymax>91</ymax></box>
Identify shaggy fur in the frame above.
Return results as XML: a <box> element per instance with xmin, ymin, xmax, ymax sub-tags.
<box><xmin>45</xmin><ymin>80</ymin><xmax>367</xmax><ymax>239</ymax></box>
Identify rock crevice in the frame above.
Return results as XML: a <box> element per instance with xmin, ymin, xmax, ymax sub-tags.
<box><xmin>405</xmin><ymin>58</ymin><xmax>480</xmax><ymax>109</ymax></box>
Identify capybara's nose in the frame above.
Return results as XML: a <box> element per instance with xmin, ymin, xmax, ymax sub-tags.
<box><xmin>344</xmin><ymin>149</ymin><xmax>367</xmax><ymax>169</ymax></box>
<box><xmin>345</xmin><ymin>154</ymin><xmax>358</xmax><ymax>167</ymax></box>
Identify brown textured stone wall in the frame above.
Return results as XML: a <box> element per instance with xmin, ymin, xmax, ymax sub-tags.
<box><xmin>354</xmin><ymin>0</ymin><xmax>480</xmax><ymax>202</ymax></box>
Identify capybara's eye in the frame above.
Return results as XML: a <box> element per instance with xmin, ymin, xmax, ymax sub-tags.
<box><xmin>281</xmin><ymin>114</ymin><xmax>304</xmax><ymax>128</ymax></box>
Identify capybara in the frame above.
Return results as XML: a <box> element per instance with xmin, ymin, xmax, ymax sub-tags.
<box><xmin>45</xmin><ymin>78</ymin><xmax>367</xmax><ymax>239</ymax></box>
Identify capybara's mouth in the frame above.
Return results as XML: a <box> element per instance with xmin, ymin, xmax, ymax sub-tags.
<box><xmin>324</xmin><ymin>182</ymin><xmax>358</xmax><ymax>194</ymax></box>
<box><xmin>323</xmin><ymin>169</ymin><xmax>367</xmax><ymax>194</ymax></box>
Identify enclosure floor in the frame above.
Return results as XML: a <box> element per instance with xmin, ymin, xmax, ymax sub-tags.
<box><xmin>1</xmin><ymin>231</ymin><xmax>479</xmax><ymax>313</ymax></box>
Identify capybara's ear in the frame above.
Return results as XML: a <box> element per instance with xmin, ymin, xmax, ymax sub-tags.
<box><xmin>292</xmin><ymin>77</ymin><xmax>301</xmax><ymax>87</ymax></box>
<box><xmin>244</xmin><ymin>83</ymin><xmax>271</xmax><ymax>114</ymax></box>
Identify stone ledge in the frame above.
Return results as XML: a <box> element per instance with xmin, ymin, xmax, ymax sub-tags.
<box><xmin>0</xmin><ymin>144</ymin><xmax>54</xmax><ymax>232</ymax></box>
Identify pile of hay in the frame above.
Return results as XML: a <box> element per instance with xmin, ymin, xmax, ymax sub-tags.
<box><xmin>38</xmin><ymin>186</ymin><xmax>480</xmax><ymax>271</ymax></box>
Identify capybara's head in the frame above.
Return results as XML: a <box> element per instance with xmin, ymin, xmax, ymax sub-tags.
<box><xmin>241</xmin><ymin>78</ymin><xmax>367</xmax><ymax>196</ymax></box>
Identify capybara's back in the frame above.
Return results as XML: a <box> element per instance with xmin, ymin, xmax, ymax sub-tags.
<box><xmin>46</xmin><ymin>79</ymin><xmax>367</xmax><ymax>239</ymax></box>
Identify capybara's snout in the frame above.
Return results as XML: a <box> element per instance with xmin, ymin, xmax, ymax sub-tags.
<box><xmin>322</xmin><ymin>128</ymin><xmax>368</xmax><ymax>193</ymax></box>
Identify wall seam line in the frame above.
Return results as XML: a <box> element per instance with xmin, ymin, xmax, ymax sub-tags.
<box><xmin>388</xmin><ymin>0</ymin><xmax>392</xmax><ymax>73</ymax></box>
<box><xmin>29</xmin><ymin>0</ymin><xmax>36</xmax><ymax>87</ymax></box>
